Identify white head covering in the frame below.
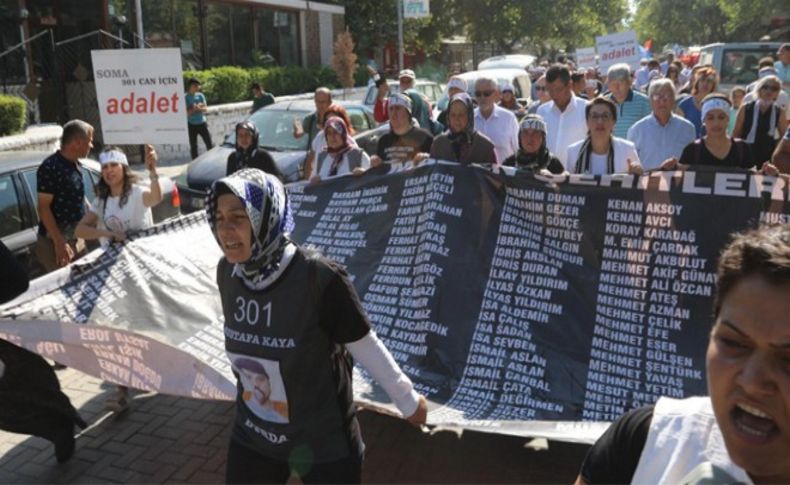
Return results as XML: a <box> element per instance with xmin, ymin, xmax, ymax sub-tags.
<box><xmin>99</xmin><ymin>149</ymin><xmax>129</xmax><ymax>166</ymax></box>
<box><xmin>701</xmin><ymin>97</ymin><xmax>731</xmax><ymax>121</ymax></box>
<box><xmin>447</xmin><ymin>77</ymin><xmax>467</xmax><ymax>92</ymax></box>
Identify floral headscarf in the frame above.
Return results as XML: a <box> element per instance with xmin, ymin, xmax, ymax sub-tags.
<box><xmin>206</xmin><ymin>168</ymin><xmax>295</xmax><ymax>290</ymax></box>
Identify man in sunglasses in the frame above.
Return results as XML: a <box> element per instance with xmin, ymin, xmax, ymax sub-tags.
<box><xmin>473</xmin><ymin>77</ymin><xmax>519</xmax><ymax>164</ymax></box>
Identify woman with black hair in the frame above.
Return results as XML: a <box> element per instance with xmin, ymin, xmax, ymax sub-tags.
<box><xmin>207</xmin><ymin>168</ymin><xmax>427</xmax><ymax>484</ymax></box>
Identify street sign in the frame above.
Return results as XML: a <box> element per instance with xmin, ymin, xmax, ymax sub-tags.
<box><xmin>91</xmin><ymin>48</ymin><xmax>188</xmax><ymax>145</ymax></box>
<box><xmin>404</xmin><ymin>0</ymin><xmax>430</xmax><ymax>18</ymax></box>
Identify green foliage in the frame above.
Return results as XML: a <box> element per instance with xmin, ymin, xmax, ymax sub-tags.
<box><xmin>0</xmin><ymin>95</ymin><xmax>26</xmax><ymax>136</ymax></box>
<box><xmin>414</xmin><ymin>60</ymin><xmax>447</xmax><ymax>83</ymax></box>
<box><xmin>632</xmin><ymin>0</ymin><xmax>781</xmax><ymax>48</ymax></box>
<box><xmin>184</xmin><ymin>66</ymin><xmax>343</xmax><ymax>104</ymax></box>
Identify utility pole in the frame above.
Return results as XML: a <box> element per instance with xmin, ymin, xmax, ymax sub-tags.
<box><xmin>397</xmin><ymin>0</ymin><xmax>404</xmax><ymax>71</ymax></box>
<box><xmin>135</xmin><ymin>0</ymin><xmax>144</xmax><ymax>48</ymax></box>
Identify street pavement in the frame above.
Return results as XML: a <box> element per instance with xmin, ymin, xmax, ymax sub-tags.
<box><xmin>0</xmin><ymin>367</ymin><xmax>590</xmax><ymax>483</ymax></box>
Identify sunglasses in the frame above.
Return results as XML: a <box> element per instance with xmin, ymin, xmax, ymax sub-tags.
<box><xmin>535</xmin><ymin>86</ymin><xmax>547</xmax><ymax>91</ymax></box>
<box><xmin>475</xmin><ymin>90</ymin><xmax>494</xmax><ymax>98</ymax></box>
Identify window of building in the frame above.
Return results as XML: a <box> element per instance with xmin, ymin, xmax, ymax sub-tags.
<box><xmin>206</xmin><ymin>2</ymin><xmax>230</xmax><ymax>67</ymax></box>
<box><xmin>255</xmin><ymin>8</ymin><xmax>299</xmax><ymax>67</ymax></box>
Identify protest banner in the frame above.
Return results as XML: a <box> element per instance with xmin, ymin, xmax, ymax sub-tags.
<box><xmin>2</xmin><ymin>163</ymin><xmax>787</xmax><ymax>443</ymax></box>
<box><xmin>595</xmin><ymin>30</ymin><xmax>641</xmax><ymax>72</ymax></box>
<box><xmin>575</xmin><ymin>47</ymin><xmax>596</xmax><ymax>69</ymax></box>
<box><xmin>91</xmin><ymin>48</ymin><xmax>188</xmax><ymax>145</ymax></box>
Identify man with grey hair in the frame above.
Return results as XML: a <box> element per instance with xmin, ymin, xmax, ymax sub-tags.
<box><xmin>35</xmin><ymin>119</ymin><xmax>94</xmax><ymax>271</ymax></box>
<box><xmin>294</xmin><ymin>87</ymin><xmax>332</xmax><ymax>179</ymax></box>
<box><xmin>605</xmin><ymin>63</ymin><xmax>651</xmax><ymax>138</ymax></box>
<box><xmin>626</xmin><ymin>79</ymin><xmax>695</xmax><ymax>170</ymax></box>
<box><xmin>473</xmin><ymin>76</ymin><xmax>519</xmax><ymax>163</ymax></box>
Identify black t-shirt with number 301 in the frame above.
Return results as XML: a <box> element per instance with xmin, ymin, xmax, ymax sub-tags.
<box><xmin>217</xmin><ymin>246</ymin><xmax>371</xmax><ymax>464</ymax></box>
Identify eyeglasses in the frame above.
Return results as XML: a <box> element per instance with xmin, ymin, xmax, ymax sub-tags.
<box><xmin>760</xmin><ymin>85</ymin><xmax>780</xmax><ymax>92</ymax></box>
<box><xmin>589</xmin><ymin>113</ymin><xmax>613</xmax><ymax>122</ymax></box>
<box><xmin>535</xmin><ymin>86</ymin><xmax>547</xmax><ymax>92</ymax></box>
<box><xmin>475</xmin><ymin>90</ymin><xmax>494</xmax><ymax>98</ymax></box>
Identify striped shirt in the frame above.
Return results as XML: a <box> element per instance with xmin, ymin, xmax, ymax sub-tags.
<box><xmin>607</xmin><ymin>89</ymin><xmax>652</xmax><ymax>139</ymax></box>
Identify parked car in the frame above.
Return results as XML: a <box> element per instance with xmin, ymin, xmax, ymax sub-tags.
<box><xmin>0</xmin><ymin>151</ymin><xmax>181</xmax><ymax>278</ymax></box>
<box><xmin>179</xmin><ymin>100</ymin><xmax>384</xmax><ymax>213</ymax></box>
<box><xmin>362</xmin><ymin>79</ymin><xmax>444</xmax><ymax>108</ymax></box>
<box><xmin>697</xmin><ymin>42</ymin><xmax>782</xmax><ymax>94</ymax></box>
<box><xmin>478</xmin><ymin>54</ymin><xmax>536</xmax><ymax>71</ymax></box>
<box><xmin>435</xmin><ymin>68</ymin><xmax>532</xmax><ymax>112</ymax></box>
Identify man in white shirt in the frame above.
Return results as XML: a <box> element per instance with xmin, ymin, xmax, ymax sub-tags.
<box><xmin>473</xmin><ymin>76</ymin><xmax>519</xmax><ymax>164</ymax></box>
<box><xmin>538</xmin><ymin>64</ymin><xmax>588</xmax><ymax>168</ymax></box>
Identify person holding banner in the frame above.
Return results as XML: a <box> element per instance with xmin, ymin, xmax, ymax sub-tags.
<box><xmin>310</xmin><ymin>117</ymin><xmax>370</xmax><ymax>182</ymax></box>
<box><xmin>206</xmin><ymin>168</ymin><xmax>427</xmax><ymax>483</ymax></box>
<box><xmin>566</xmin><ymin>97</ymin><xmax>643</xmax><ymax>176</ymax></box>
<box><xmin>576</xmin><ymin>224</ymin><xmax>790</xmax><ymax>484</ymax></box>
<box><xmin>226</xmin><ymin>121</ymin><xmax>283</xmax><ymax>180</ymax></box>
<box><xmin>430</xmin><ymin>92</ymin><xmax>497</xmax><ymax>166</ymax></box>
<box><xmin>370</xmin><ymin>94</ymin><xmax>433</xmax><ymax>170</ymax></box>
<box><xmin>502</xmin><ymin>114</ymin><xmax>565</xmax><ymax>174</ymax></box>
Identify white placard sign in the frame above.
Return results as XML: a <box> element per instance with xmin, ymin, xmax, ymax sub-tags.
<box><xmin>595</xmin><ymin>30</ymin><xmax>640</xmax><ymax>72</ymax></box>
<box><xmin>576</xmin><ymin>47</ymin><xmax>596</xmax><ymax>68</ymax></box>
<box><xmin>404</xmin><ymin>0</ymin><xmax>430</xmax><ymax>18</ymax></box>
<box><xmin>91</xmin><ymin>48</ymin><xmax>188</xmax><ymax>145</ymax></box>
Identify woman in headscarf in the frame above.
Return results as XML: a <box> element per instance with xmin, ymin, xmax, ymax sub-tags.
<box><xmin>310</xmin><ymin>117</ymin><xmax>370</xmax><ymax>183</ymax></box>
<box><xmin>731</xmin><ymin>75</ymin><xmax>789</xmax><ymax>165</ymax></box>
<box><xmin>502</xmin><ymin>114</ymin><xmax>565</xmax><ymax>174</ymax></box>
<box><xmin>227</xmin><ymin>121</ymin><xmax>283</xmax><ymax>180</ymax></box>
<box><xmin>207</xmin><ymin>169</ymin><xmax>427</xmax><ymax>484</ymax></box>
<box><xmin>429</xmin><ymin>92</ymin><xmax>497</xmax><ymax>166</ymax></box>
<box><xmin>566</xmin><ymin>97</ymin><xmax>643</xmax><ymax>175</ymax></box>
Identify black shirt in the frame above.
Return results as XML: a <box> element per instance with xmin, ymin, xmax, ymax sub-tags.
<box><xmin>36</xmin><ymin>151</ymin><xmax>86</xmax><ymax>238</ymax></box>
<box><xmin>376</xmin><ymin>127</ymin><xmax>433</xmax><ymax>164</ymax></box>
<box><xmin>226</xmin><ymin>149</ymin><xmax>284</xmax><ymax>181</ymax></box>
<box><xmin>218</xmin><ymin>247</ymin><xmax>371</xmax><ymax>463</ymax></box>
<box><xmin>579</xmin><ymin>405</ymin><xmax>653</xmax><ymax>484</ymax></box>
<box><xmin>679</xmin><ymin>139</ymin><xmax>755</xmax><ymax>170</ymax></box>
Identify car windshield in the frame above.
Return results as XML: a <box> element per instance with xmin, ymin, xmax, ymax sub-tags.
<box><xmin>226</xmin><ymin>109</ymin><xmax>311</xmax><ymax>151</ymax></box>
<box><xmin>720</xmin><ymin>48</ymin><xmax>779</xmax><ymax>86</ymax></box>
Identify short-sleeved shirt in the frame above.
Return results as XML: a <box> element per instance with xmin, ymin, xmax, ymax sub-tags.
<box><xmin>679</xmin><ymin>139</ymin><xmax>755</xmax><ymax>170</ymax></box>
<box><xmin>579</xmin><ymin>406</ymin><xmax>653</xmax><ymax>484</ymax></box>
<box><xmin>606</xmin><ymin>89</ymin><xmax>652</xmax><ymax>139</ymax></box>
<box><xmin>251</xmin><ymin>93</ymin><xmax>275</xmax><ymax>113</ymax></box>
<box><xmin>218</xmin><ymin>247</ymin><xmax>371</xmax><ymax>463</ymax></box>
<box><xmin>36</xmin><ymin>151</ymin><xmax>85</xmax><ymax>239</ymax></box>
<box><xmin>185</xmin><ymin>92</ymin><xmax>208</xmax><ymax>125</ymax></box>
<box><xmin>376</xmin><ymin>127</ymin><xmax>433</xmax><ymax>165</ymax></box>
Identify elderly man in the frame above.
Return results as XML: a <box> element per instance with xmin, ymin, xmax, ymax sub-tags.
<box><xmin>294</xmin><ymin>87</ymin><xmax>332</xmax><ymax>178</ymax></box>
<box><xmin>626</xmin><ymin>79</ymin><xmax>696</xmax><ymax>171</ymax></box>
<box><xmin>605</xmin><ymin>63</ymin><xmax>652</xmax><ymax>138</ymax></box>
<box><xmin>473</xmin><ymin>76</ymin><xmax>519</xmax><ymax>163</ymax></box>
<box><xmin>776</xmin><ymin>43</ymin><xmax>790</xmax><ymax>84</ymax></box>
<box><xmin>537</xmin><ymin>64</ymin><xmax>588</xmax><ymax>167</ymax></box>
<box><xmin>399</xmin><ymin>69</ymin><xmax>416</xmax><ymax>92</ymax></box>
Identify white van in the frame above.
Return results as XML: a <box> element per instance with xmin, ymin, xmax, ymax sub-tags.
<box><xmin>697</xmin><ymin>42</ymin><xmax>781</xmax><ymax>93</ymax></box>
<box><xmin>478</xmin><ymin>54</ymin><xmax>536</xmax><ymax>71</ymax></box>
<box><xmin>436</xmin><ymin>68</ymin><xmax>532</xmax><ymax>112</ymax></box>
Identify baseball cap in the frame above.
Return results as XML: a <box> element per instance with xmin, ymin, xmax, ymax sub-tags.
<box><xmin>398</xmin><ymin>69</ymin><xmax>416</xmax><ymax>80</ymax></box>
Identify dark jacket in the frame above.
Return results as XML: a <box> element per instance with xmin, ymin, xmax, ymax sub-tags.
<box><xmin>430</xmin><ymin>93</ymin><xmax>497</xmax><ymax>165</ymax></box>
<box><xmin>503</xmin><ymin>146</ymin><xmax>565</xmax><ymax>174</ymax></box>
<box><xmin>226</xmin><ymin>121</ymin><xmax>284</xmax><ymax>180</ymax></box>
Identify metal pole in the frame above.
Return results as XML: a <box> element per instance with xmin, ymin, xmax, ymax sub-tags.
<box><xmin>397</xmin><ymin>0</ymin><xmax>404</xmax><ymax>71</ymax></box>
<box><xmin>135</xmin><ymin>0</ymin><xmax>144</xmax><ymax>48</ymax></box>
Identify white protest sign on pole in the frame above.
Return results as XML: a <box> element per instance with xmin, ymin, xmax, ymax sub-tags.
<box><xmin>91</xmin><ymin>48</ymin><xmax>187</xmax><ymax>145</ymax></box>
<box><xmin>575</xmin><ymin>47</ymin><xmax>596</xmax><ymax>68</ymax></box>
<box><xmin>595</xmin><ymin>30</ymin><xmax>640</xmax><ymax>73</ymax></box>
<box><xmin>403</xmin><ymin>0</ymin><xmax>430</xmax><ymax>18</ymax></box>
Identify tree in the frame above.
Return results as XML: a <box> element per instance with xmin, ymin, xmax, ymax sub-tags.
<box><xmin>332</xmin><ymin>29</ymin><xmax>358</xmax><ymax>94</ymax></box>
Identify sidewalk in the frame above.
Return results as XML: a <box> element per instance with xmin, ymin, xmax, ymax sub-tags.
<box><xmin>0</xmin><ymin>367</ymin><xmax>589</xmax><ymax>483</ymax></box>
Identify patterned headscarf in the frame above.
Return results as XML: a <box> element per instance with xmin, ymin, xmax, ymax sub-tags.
<box><xmin>206</xmin><ymin>168</ymin><xmax>295</xmax><ymax>290</ymax></box>
<box><xmin>324</xmin><ymin>117</ymin><xmax>354</xmax><ymax>177</ymax></box>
